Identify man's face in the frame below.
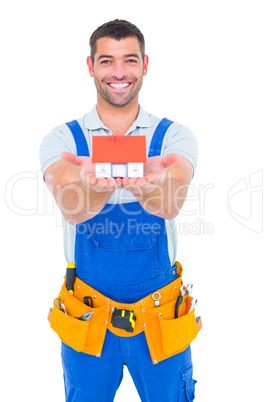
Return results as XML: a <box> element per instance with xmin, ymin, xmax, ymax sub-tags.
<box><xmin>87</xmin><ymin>37</ymin><xmax>149</xmax><ymax>108</ymax></box>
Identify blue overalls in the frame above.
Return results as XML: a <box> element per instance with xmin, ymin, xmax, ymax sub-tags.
<box><xmin>61</xmin><ymin>119</ymin><xmax>196</xmax><ymax>401</ymax></box>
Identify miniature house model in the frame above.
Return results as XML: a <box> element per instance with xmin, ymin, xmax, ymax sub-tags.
<box><xmin>92</xmin><ymin>135</ymin><xmax>147</xmax><ymax>178</ymax></box>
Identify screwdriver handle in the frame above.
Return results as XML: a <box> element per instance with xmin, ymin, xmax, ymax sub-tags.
<box><xmin>175</xmin><ymin>295</ymin><xmax>183</xmax><ymax>318</ymax></box>
<box><xmin>66</xmin><ymin>262</ymin><xmax>76</xmax><ymax>295</ymax></box>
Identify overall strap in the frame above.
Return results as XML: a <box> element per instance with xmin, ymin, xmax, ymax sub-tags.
<box><xmin>148</xmin><ymin>118</ymin><xmax>173</xmax><ymax>157</ymax></box>
<box><xmin>66</xmin><ymin>120</ymin><xmax>90</xmax><ymax>157</ymax></box>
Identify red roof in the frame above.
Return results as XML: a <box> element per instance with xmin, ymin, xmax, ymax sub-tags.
<box><xmin>92</xmin><ymin>135</ymin><xmax>147</xmax><ymax>163</ymax></box>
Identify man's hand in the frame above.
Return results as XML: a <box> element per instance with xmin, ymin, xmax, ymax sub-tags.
<box><xmin>122</xmin><ymin>154</ymin><xmax>181</xmax><ymax>195</ymax></box>
<box><xmin>59</xmin><ymin>152</ymin><xmax>193</xmax><ymax>220</ymax></box>
<box><xmin>123</xmin><ymin>153</ymin><xmax>193</xmax><ymax>219</ymax></box>
<box><xmin>61</xmin><ymin>152</ymin><xmax>122</xmax><ymax>192</ymax></box>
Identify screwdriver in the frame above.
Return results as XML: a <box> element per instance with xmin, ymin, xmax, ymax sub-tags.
<box><xmin>66</xmin><ymin>262</ymin><xmax>76</xmax><ymax>295</ymax></box>
<box><xmin>175</xmin><ymin>295</ymin><xmax>183</xmax><ymax>318</ymax></box>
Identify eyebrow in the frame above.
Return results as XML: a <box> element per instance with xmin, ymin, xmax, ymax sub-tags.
<box><xmin>97</xmin><ymin>53</ymin><xmax>140</xmax><ymax>61</ymax></box>
<box><xmin>98</xmin><ymin>55</ymin><xmax>113</xmax><ymax>61</ymax></box>
<box><xmin>124</xmin><ymin>53</ymin><xmax>140</xmax><ymax>59</ymax></box>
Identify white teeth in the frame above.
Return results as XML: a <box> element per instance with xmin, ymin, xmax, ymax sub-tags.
<box><xmin>109</xmin><ymin>83</ymin><xmax>130</xmax><ymax>88</ymax></box>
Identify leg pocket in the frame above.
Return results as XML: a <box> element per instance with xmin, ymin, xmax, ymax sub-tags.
<box><xmin>179</xmin><ymin>360</ymin><xmax>197</xmax><ymax>401</ymax></box>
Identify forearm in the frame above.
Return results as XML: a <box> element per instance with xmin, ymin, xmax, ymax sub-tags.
<box><xmin>45</xmin><ymin>159</ymin><xmax>116</xmax><ymax>224</ymax></box>
<box><xmin>129</xmin><ymin>155</ymin><xmax>193</xmax><ymax>219</ymax></box>
<box><xmin>55</xmin><ymin>180</ymin><xmax>113</xmax><ymax>224</ymax></box>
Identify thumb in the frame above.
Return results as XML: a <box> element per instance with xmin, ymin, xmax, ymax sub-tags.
<box><xmin>162</xmin><ymin>154</ymin><xmax>181</xmax><ymax>168</ymax></box>
<box><xmin>61</xmin><ymin>152</ymin><xmax>84</xmax><ymax>167</ymax></box>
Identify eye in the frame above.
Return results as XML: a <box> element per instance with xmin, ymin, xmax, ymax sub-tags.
<box><xmin>100</xmin><ymin>60</ymin><xmax>111</xmax><ymax>64</ymax></box>
<box><xmin>127</xmin><ymin>59</ymin><xmax>137</xmax><ymax>63</ymax></box>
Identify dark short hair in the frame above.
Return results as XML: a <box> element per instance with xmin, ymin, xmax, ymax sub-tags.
<box><xmin>89</xmin><ymin>19</ymin><xmax>145</xmax><ymax>63</ymax></box>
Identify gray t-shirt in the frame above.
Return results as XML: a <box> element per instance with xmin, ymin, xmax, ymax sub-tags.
<box><xmin>40</xmin><ymin>105</ymin><xmax>198</xmax><ymax>265</ymax></box>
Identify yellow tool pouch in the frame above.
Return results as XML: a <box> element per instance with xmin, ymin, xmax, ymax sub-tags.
<box><xmin>48</xmin><ymin>262</ymin><xmax>202</xmax><ymax>364</ymax></box>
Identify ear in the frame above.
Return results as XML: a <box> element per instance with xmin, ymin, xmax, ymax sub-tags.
<box><xmin>87</xmin><ymin>56</ymin><xmax>94</xmax><ymax>77</ymax></box>
<box><xmin>143</xmin><ymin>55</ymin><xmax>149</xmax><ymax>76</ymax></box>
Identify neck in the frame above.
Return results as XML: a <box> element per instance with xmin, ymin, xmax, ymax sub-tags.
<box><xmin>96</xmin><ymin>97</ymin><xmax>139</xmax><ymax>136</ymax></box>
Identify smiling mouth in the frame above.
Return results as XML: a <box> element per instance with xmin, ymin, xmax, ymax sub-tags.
<box><xmin>107</xmin><ymin>82</ymin><xmax>131</xmax><ymax>89</ymax></box>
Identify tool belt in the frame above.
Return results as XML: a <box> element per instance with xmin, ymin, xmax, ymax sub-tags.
<box><xmin>48</xmin><ymin>262</ymin><xmax>202</xmax><ymax>364</ymax></box>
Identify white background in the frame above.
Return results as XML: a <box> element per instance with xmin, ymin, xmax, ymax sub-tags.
<box><xmin>1</xmin><ymin>0</ymin><xmax>267</xmax><ymax>400</ymax></box>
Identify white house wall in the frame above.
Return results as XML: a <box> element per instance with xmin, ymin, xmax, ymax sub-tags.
<box><xmin>111</xmin><ymin>164</ymin><xmax>127</xmax><ymax>178</ymax></box>
<box><xmin>95</xmin><ymin>163</ymin><xmax>143</xmax><ymax>178</ymax></box>
<box><xmin>95</xmin><ymin>163</ymin><xmax>112</xmax><ymax>178</ymax></box>
<box><xmin>127</xmin><ymin>163</ymin><xmax>143</xmax><ymax>177</ymax></box>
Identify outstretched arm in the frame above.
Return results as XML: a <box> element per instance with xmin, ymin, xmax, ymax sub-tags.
<box><xmin>45</xmin><ymin>152</ymin><xmax>193</xmax><ymax>223</ymax></box>
<box><xmin>122</xmin><ymin>154</ymin><xmax>193</xmax><ymax>219</ymax></box>
<box><xmin>44</xmin><ymin>153</ymin><xmax>122</xmax><ymax>225</ymax></box>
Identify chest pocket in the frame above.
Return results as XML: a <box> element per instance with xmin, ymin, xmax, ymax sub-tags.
<box><xmin>80</xmin><ymin>229</ymin><xmax>159</xmax><ymax>285</ymax></box>
<box><xmin>91</xmin><ymin>231</ymin><xmax>157</xmax><ymax>251</ymax></box>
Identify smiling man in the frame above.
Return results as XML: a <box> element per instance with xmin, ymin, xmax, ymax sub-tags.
<box><xmin>40</xmin><ymin>19</ymin><xmax>198</xmax><ymax>401</ymax></box>
<box><xmin>90</xmin><ymin>37</ymin><xmax>147</xmax><ymax>109</ymax></box>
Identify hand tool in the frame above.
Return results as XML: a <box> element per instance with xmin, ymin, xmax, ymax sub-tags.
<box><xmin>111</xmin><ymin>309</ymin><xmax>136</xmax><ymax>332</ymax></box>
<box><xmin>55</xmin><ymin>300</ymin><xmax>61</xmax><ymax>310</ymax></box>
<box><xmin>55</xmin><ymin>299</ymin><xmax>67</xmax><ymax>314</ymax></box>
<box><xmin>175</xmin><ymin>295</ymin><xmax>183</xmax><ymax>318</ymax></box>
<box><xmin>185</xmin><ymin>284</ymin><xmax>194</xmax><ymax>314</ymax></box>
<box><xmin>83</xmin><ymin>296</ymin><xmax>93</xmax><ymax>307</ymax></box>
<box><xmin>60</xmin><ymin>302</ymin><xmax>67</xmax><ymax>314</ymax></box>
<box><xmin>185</xmin><ymin>296</ymin><xmax>193</xmax><ymax>315</ymax></box>
<box><xmin>180</xmin><ymin>284</ymin><xmax>187</xmax><ymax>296</ymax></box>
<box><xmin>75</xmin><ymin>311</ymin><xmax>94</xmax><ymax>321</ymax></box>
<box><xmin>189</xmin><ymin>299</ymin><xmax>198</xmax><ymax>313</ymax></box>
<box><xmin>186</xmin><ymin>283</ymin><xmax>193</xmax><ymax>296</ymax></box>
<box><xmin>66</xmin><ymin>262</ymin><xmax>76</xmax><ymax>295</ymax></box>
<box><xmin>152</xmin><ymin>292</ymin><xmax>161</xmax><ymax>307</ymax></box>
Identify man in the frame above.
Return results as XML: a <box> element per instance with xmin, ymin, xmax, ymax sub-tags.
<box><xmin>40</xmin><ymin>19</ymin><xmax>198</xmax><ymax>401</ymax></box>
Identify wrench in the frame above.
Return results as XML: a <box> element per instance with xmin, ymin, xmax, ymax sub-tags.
<box><xmin>152</xmin><ymin>292</ymin><xmax>161</xmax><ymax>307</ymax></box>
<box><xmin>60</xmin><ymin>302</ymin><xmax>67</xmax><ymax>314</ymax></box>
<box><xmin>180</xmin><ymin>284</ymin><xmax>187</xmax><ymax>296</ymax></box>
<box><xmin>189</xmin><ymin>298</ymin><xmax>198</xmax><ymax>313</ymax></box>
<box><xmin>55</xmin><ymin>299</ymin><xmax>67</xmax><ymax>314</ymax></box>
<box><xmin>186</xmin><ymin>283</ymin><xmax>194</xmax><ymax>296</ymax></box>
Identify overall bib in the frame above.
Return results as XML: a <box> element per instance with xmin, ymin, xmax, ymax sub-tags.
<box><xmin>60</xmin><ymin>119</ymin><xmax>197</xmax><ymax>401</ymax></box>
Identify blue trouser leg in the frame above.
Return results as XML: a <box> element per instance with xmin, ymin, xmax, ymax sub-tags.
<box><xmin>61</xmin><ymin>331</ymin><xmax>124</xmax><ymax>402</ymax></box>
<box><xmin>62</xmin><ymin>330</ymin><xmax>196</xmax><ymax>402</ymax></box>
<box><xmin>120</xmin><ymin>333</ymin><xmax>195</xmax><ymax>402</ymax></box>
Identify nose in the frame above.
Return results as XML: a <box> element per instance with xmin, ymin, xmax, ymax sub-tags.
<box><xmin>111</xmin><ymin>61</ymin><xmax>127</xmax><ymax>80</ymax></box>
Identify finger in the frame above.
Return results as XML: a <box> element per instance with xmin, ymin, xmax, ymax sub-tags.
<box><xmin>143</xmin><ymin>156</ymin><xmax>165</xmax><ymax>174</ymax></box>
<box><xmin>128</xmin><ymin>177</ymin><xmax>138</xmax><ymax>185</ymax></box>
<box><xmin>135</xmin><ymin>177</ymin><xmax>147</xmax><ymax>186</ymax></box>
<box><xmin>115</xmin><ymin>177</ymin><xmax>123</xmax><ymax>186</ymax></box>
<box><xmin>142</xmin><ymin>173</ymin><xmax>158</xmax><ymax>183</ymax></box>
<box><xmin>91</xmin><ymin>180</ymin><xmax>108</xmax><ymax>192</ymax></box>
<box><xmin>162</xmin><ymin>154</ymin><xmax>181</xmax><ymax>168</ymax></box>
<box><xmin>89</xmin><ymin>176</ymin><xmax>98</xmax><ymax>185</ymax></box>
<box><xmin>107</xmin><ymin>178</ymin><xmax>117</xmax><ymax>187</ymax></box>
<box><xmin>61</xmin><ymin>152</ymin><xmax>83</xmax><ymax>167</ymax></box>
<box><xmin>97</xmin><ymin>178</ymin><xmax>108</xmax><ymax>188</ymax></box>
<box><xmin>94</xmin><ymin>178</ymin><xmax>116</xmax><ymax>192</ymax></box>
<box><xmin>122</xmin><ymin>177</ymin><xmax>129</xmax><ymax>186</ymax></box>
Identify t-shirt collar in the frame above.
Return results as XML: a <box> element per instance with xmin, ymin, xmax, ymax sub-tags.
<box><xmin>84</xmin><ymin>104</ymin><xmax>152</xmax><ymax>132</ymax></box>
